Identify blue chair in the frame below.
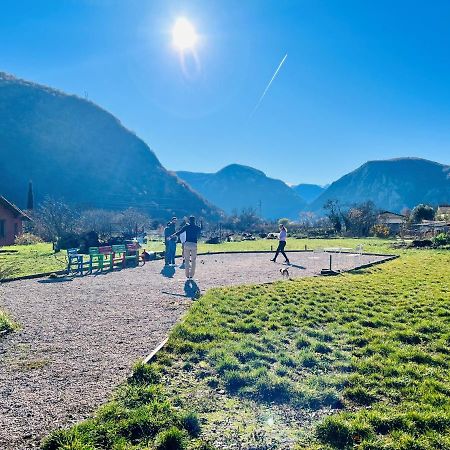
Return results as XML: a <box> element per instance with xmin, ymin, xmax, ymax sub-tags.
<box><xmin>67</xmin><ymin>248</ymin><xmax>85</xmax><ymax>275</ymax></box>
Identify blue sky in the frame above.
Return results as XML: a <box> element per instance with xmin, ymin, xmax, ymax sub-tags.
<box><xmin>1</xmin><ymin>0</ymin><xmax>449</xmax><ymax>185</ymax></box>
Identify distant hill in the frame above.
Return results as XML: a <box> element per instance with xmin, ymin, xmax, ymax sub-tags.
<box><xmin>291</xmin><ymin>184</ymin><xmax>325</xmax><ymax>203</ymax></box>
<box><xmin>0</xmin><ymin>72</ymin><xmax>219</xmax><ymax>219</ymax></box>
<box><xmin>177</xmin><ymin>164</ymin><xmax>307</xmax><ymax>220</ymax></box>
<box><xmin>310</xmin><ymin>158</ymin><xmax>450</xmax><ymax>213</ymax></box>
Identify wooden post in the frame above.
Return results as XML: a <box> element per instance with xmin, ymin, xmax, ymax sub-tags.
<box><xmin>271</xmin><ymin>245</ymin><xmax>273</xmax><ymax>251</ymax></box>
<box><xmin>305</xmin><ymin>244</ymin><xmax>307</xmax><ymax>251</ymax></box>
<box><xmin>329</xmin><ymin>254</ymin><xmax>332</xmax><ymax>271</ymax></box>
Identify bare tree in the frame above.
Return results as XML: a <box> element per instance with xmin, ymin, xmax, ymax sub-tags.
<box><xmin>33</xmin><ymin>197</ymin><xmax>80</xmax><ymax>242</ymax></box>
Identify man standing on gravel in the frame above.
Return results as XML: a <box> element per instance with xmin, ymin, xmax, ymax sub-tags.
<box><xmin>172</xmin><ymin>216</ymin><xmax>202</xmax><ymax>279</ymax></box>
<box><xmin>164</xmin><ymin>217</ymin><xmax>178</xmax><ymax>266</ymax></box>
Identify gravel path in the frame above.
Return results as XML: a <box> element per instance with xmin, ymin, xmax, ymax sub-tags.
<box><xmin>0</xmin><ymin>251</ymin><xmax>390</xmax><ymax>449</ymax></box>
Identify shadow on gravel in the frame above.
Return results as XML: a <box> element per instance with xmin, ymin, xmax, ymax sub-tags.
<box><xmin>160</xmin><ymin>266</ymin><xmax>176</xmax><ymax>278</ymax></box>
<box><xmin>289</xmin><ymin>264</ymin><xmax>306</xmax><ymax>270</ymax></box>
<box><xmin>184</xmin><ymin>280</ymin><xmax>201</xmax><ymax>299</ymax></box>
<box><xmin>162</xmin><ymin>291</ymin><xmax>187</xmax><ymax>298</ymax></box>
<box><xmin>38</xmin><ymin>277</ymin><xmax>73</xmax><ymax>283</ymax></box>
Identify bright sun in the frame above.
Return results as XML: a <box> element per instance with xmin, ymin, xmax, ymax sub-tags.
<box><xmin>172</xmin><ymin>17</ymin><xmax>198</xmax><ymax>51</ymax></box>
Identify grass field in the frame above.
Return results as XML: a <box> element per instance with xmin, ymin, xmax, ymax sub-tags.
<box><xmin>0</xmin><ymin>243</ymin><xmax>66</xmax><ymax>279</ymax></box>
<box><xmin>0</xmin><ymin>237</ymin><xmax>392</xmax><ymax>280</ymax></box>
<box><xmin>42</xmin><ymin>243</ymin><xmax>450</xmax><ymax>449</ymax></box>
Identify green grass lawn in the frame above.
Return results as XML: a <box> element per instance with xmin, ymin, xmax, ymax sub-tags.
<box><xmin>0</xmin><ymin>242</ymin><xmax>66</xmax><ymax>279</ymax></box>
<box><xmin>43</xmin><ymin>244</ymin><xmax>450</xmax><ymax>449</ymax></box>
<box><xmin>147</xmin><ymin>237</ymin><xmax>393</xmax><ymax>256</ymax></box>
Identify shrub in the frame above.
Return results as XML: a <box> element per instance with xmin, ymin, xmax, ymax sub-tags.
<box><xmin>14</xmin><ymin>232</ymin><xmax>43</xmax><ymax>245</ymax></box>
<box><xmin>371</xmin><ymin>224</ymin><xmax>390</xmax><ymax>238</ymax></box>
<box><xmin>154</xmin><ymin>427</ymin><xmax>187</xmax><ymax>450</ymax></box>
<box><xmin>433</xmin><ymin>233</ymin><xmax>450</xmax><ymax>248</ymax></box>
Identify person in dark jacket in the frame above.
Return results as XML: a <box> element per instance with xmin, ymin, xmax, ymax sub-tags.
<box><xmin>164</xmin><ymin>217</ymin><xmax>177</xmax><ymax>265</ymax></box>
<box><xmin>172</xmin><ymin>216</ymin><xmax>202</xmax><ymax>279</ymax></box>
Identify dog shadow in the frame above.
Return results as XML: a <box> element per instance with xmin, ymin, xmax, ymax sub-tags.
<box><xmin>288</xmin><ymin>263</ymin><xmax>306</xmax><ymax>270</ymax></box>
<box><xmin>160</xmin><ymin>265</ymin><xmax>176</xmax><ymax>278</ymax></box>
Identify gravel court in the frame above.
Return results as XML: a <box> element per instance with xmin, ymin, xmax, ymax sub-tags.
<box><xmin>0</xmin><ymin>251</ymin><xmax>391</xmax><ymax>449</ymax></box>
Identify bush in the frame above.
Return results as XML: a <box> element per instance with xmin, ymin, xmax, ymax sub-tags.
<box><xmin>371</xmin><ymin>224</ymin><xmax>390</xmax><ymax>238</ymax></box>
<box><xmin>154</xmin><ymin>427</ymin><xmax>187</xmax><ymax>450</ymax></box>
<box><xmin>433</xmin><ymin>233</ymin><xmax>450</xmax><ymax>248</ymax></box>
<box><xmin>14</xmin><ymin>232</ymin><xmax>43</xmax><ymax>245</ymax></box>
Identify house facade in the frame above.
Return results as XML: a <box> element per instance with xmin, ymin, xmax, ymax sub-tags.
<box><xmin>437</xmin><ymin>204</ymin><xmax>450</xmax><ymax>220</ymax></box>
<box><xmin>0</xmin><ymin>196</ymin><xmax>30</xmax><ymax>246</ymax></box>
<box><xmin>377</xmin><ymin>211</ymin><xmax>407</xmax><ymax>234</ymax></box>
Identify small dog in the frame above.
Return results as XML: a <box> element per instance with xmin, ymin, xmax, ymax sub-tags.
<box><xmin>280</xmin><ymin>267</ymin><xmax>290</xmax><ymax>278</ymax></box>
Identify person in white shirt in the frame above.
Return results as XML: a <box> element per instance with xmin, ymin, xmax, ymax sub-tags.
<box><xmin>271</xmin><ymin>224</ymin><xmax>290</xmax><ymax>264</ymax></box>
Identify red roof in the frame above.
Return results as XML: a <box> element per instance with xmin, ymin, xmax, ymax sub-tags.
<box><xmin>0</xmin><ymin>196</ymin><xmax>31</xmax><ymax>220</ymax></box>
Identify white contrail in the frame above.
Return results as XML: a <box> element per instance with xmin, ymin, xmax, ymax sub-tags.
<box><xmin>250</xmin><ymin>53</ymin><xmax>288</xmax><ymax>117</ymax></box>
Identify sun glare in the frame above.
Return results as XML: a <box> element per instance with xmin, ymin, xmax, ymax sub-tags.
<box><xmin>172</xmin><ymin>17</ymin><xmax>198</xmax><ymax>51</ymax></box>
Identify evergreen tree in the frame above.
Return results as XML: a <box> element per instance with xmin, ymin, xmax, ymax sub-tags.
<box><xmin>27</xmin><ymin>180</ymin><xmax>34</xmax><ymax>210</ymax></box>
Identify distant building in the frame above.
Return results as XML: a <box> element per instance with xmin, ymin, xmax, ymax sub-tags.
<box><xmin>0</xmin><ymin>196</ymin><xmax>31</xmax><ymax>246</ymax></box>
<box><xmin>437</xmin><ymin>204</ymin><xmax>450</xmax><ymax>219</ymax></box>
<box><xmin>377</xmin><ymin>211</ymin><xmax>407</xmax><ymax>234</ymax></box>
<box><xmin>412</xmin><ymin>220</ymin><xmax>450</xmax><ymax>234</ymax></box>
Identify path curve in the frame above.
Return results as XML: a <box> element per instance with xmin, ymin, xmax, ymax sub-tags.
<box><xmin>0</xmin><ymin>251</ymin><xmax>388</xmax><ymax>449</ymax></box>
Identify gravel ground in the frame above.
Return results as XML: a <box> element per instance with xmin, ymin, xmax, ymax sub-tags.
<box><xmin>0</xmin><ymin>251</ymin><xmax>390</xmax><ymax>449</ymax></box>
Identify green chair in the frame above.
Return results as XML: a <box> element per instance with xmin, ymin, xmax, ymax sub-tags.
<box><xmin>99</xmin><ymin>246</ymin><xmax>114</xmax><ymax>270</ymax></box>
<box><xmin>112</xmin><ymin>244</ymin><xmax>127</xmax><ymax>268</ymax></box>
<box><xmin>88</xmin><ymin>247</ymin><xmax>105</xmax><ymax>272</ymax></box>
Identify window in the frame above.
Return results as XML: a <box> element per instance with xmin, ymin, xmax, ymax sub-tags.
<box><xmin>0</xmin><ymin>220</ymin><xmax>5</xmax><ymax>238</ymax></box>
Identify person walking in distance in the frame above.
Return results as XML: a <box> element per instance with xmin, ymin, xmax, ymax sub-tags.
<box><xmin>172</xmin><ymin>216</ymin><xmax>202</xmax><ymax>279</ymax></box>
<box><xmin>271</xmin><ymin>224</ymin><xmax>290</xmax><ymax>264</ymax></box>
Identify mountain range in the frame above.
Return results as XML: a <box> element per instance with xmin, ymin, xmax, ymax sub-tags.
<box><xmin>177</xmin><ymin>158</ymin><xmax>449</xmax><ymax>217</ymax></box>
<box><xmin>309</xmin><ymin>158</ymin><xmax>450</xmax><ymax>213</ymax></box>
<box><xmin>0</xmin><ymin>72</ymin><xmax>219</xmax><ymax>220</ymax></box>
<box><xmin>177</xmin><ymin>165</ymin><xmax>306</xmax><ymax>220</ymax></box>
